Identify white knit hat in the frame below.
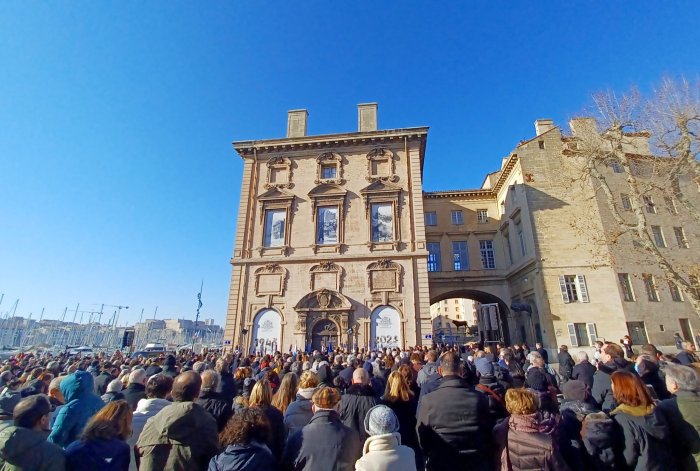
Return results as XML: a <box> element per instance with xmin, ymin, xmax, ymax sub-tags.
<box><xmin>364</xmin><ymin>405</ymin><xmax>399</xmax><ymax>436</ymax></box>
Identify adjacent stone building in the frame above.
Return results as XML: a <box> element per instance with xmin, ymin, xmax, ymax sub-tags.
<box><xmin>224</xmin><ymin>105</ymin><xmax>700</xmax><ymax>354</ymax></box>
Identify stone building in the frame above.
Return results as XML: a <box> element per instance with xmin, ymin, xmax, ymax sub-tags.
<box><xmin>224</xmin><ymin>105</ymin><xmax>700</xmax><ymax>354</ymax></box>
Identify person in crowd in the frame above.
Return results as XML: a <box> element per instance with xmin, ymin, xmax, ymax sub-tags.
<box><xmin>571</xmin><ymin>351</ymin><xmax>596</xmax><ymax>389</ymax></box>
<box><xmin>94</xmin><ymin>362</ymin><xmax>117</xmax><ymax>396</ymax></box>
<box><xmin>340</xmin><ymin>367</ymin><xmax>379</xmax><ymax>443</ymax></box>
<box><xmin>271</xmin><ymin>372</ymin><xmax>298</xmax><ymax>416</ymax></box>
<box><xmin>128</xmin><ymin>373</ymin><xmax>173</xmax><ymax>471</ymax></box>
<box><xmin>536</xmin><ymin>342</ymin><xmax>549</xmax><ymax>364</ymax></box>
<box><xmin>233</xmin><ymin>377</ymin><xmax>256</xmax><ymax>414</ymax></box>
<box><xmin>494</xmin><ymin>388</ymin><xmax>568</xmax><ymax>471</ymax></box>
<box><xmin>355</xmin><ymin>405</ymin><xmax>416</xmax><ymax>471</ymax></box>
<box><xmin>233</xmin><ymin>367</ymin><xmax>252</xmax><ymax>398</ymax></box>
<box><xmin>339</xmin><ymin>356</ymin><xmax>358</xmax><ymax>385</ymax></box>
<box><xmin>101</xmin><ymin>379</ymin><xmax>126</xmax><ymax>404</ymax></box>
<box><xmin>144</xmin><ymin>358</ymin><xmax>162</xmax><ymax>377</ymax></box>
<box><xmin>284</xmin><ymin>370</ymin><xmax>318</xmax><ymax>436</ymax></box>
<box><xmin>196</xmin><ymin>370</ymin><xmax>233</xmax><ymax>432</ymax></box>
<box><xmin>591</xmin><ymin>342</ymin><xmax>634</xmax><ymax>412</ymax></box>
<box><xmin>513</xmin><ymin>344</ymin><xmax>526</xmax><ymax>365</ymax></box>
<box><xmin>0</xmin><ymin>379</ymin><xmax>22</xmax><ymax>421</ymax></box>
<box><xmin>656</xmin><ymin>363</ymin><xmax>700</xmax><ymax>470</ymax></box>
<box><xmin>331</xmin><ymin>355</ymin><xmax>345</xmax><ymax>379</ymax></box>
<box><xmin>208</xmin><ymin>408</ymin><xmax>276</xmax><ymax>471</ymax></box>
<box><xmin>122</xmin><ymin>369</ymin><xmax>148</xmax><ymax>411</ymax></box>
<box><xmin>416</xmin><ymin>352</ymin><xmax>491</xmax><ymax>471</ymax></box>
<box><xmin>216</xmin><ymin>357</ymin><xmax>236</xmax><ymax>401</ymax></box>
<box><xmin>621</xmin><ymin>335</ymin><xmax>634</xmax><ymax>359</ymax></box>
<box><xmin>136</xmin><ymin>371</ymin><xmax>218</xmax><ymax>471</ymax></box>
<box><xmin>64</xmin><ymin>399</ymin><xmax>132</xmax><ymax>471</ymax></box>
<box><xmin>677</xmin><ymin>341</ymin><xmax>699</xmax><ymax>365</ymax></box>
<box><xmin>317</xmin><ymin>362</ymin><xmax>334</xmax><ymax>388</ymax></box>
<box><xmin>675</xmin><ymin>332</ymin><xmax>685</xmax><ymax>351</ymax></box>
<box><xmin>526</xmin><ymin>366</ymin><xmax>559</xmax><ymax>414</ymax></box>
<box><xmin>248</xmin><ymin>378</ymin><xmax>285</xmax><ymax>462</ymax></box>
<box><xmin>162</xmin><ymin>354</ymin><xmax>179</xmax><ymax>378</ymax></box>
<box><xmin>635</xmin><ymin>355</ymin><xmax>670</xmax><ymax>400</ymax></box>
<box><xmin>474</xmin><ymin>359</ymin><xmax>508</xmax><ymax>422</ymax></box>
<box><xmin>49</xmin><ymin>370</ymin><xmax>104</xmax><ymax>448</ymax></box>
<box><xmin>558</xmin><ymin>380</ymin><xmax>600</xmax><ymax>471</ymax></box>
<box><xmin>48</xmin><ymin>376</ymin><xmax>65</xmax><ymax>418</ymax></box>
<box><xmin>558</xmin><ymin>345</ymin><xmax>575</xmax><ymax>383</ymax></box>
<box><xmin>609</xmin><ymin>370</ymin><xmax>672</xmax><ymax>470</ymax></box>
<box><xmin>0</xmin><ymin>394</ymin><xmax>65</xmax><ymax>470</ymax></box>
<box><xmin>502</xmin><ymin>349</ymin><xmax>525</xmax><ymax>388</ymax></box>
<box><xmin>382</xmin><ymin>370</ymin><xmax>422</xmax><ymax>470</ymax></box>
<box><xmin>282</xmin><ymin>386</ymin><xmax>361</xmax><ymax>471</ymax></box>
<box><xmin>416</xmin><ymin>350</ymin><xmax>438</xmax><ymax>389</ymax></box>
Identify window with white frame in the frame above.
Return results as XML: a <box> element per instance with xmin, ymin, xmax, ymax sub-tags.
<box><xmin>620</xmin><ymin>194</ymin><xmax>632</xmax><ymax>211</ymax></box>
<box><xmin>451</xmin><ymin>210</ymin><xmax>463</xmax><ymax>225</ymax></box>
<box><xmin>651</xmin><ymin>226</ymin><xmax>666</xmax><ymax>248</ymax></box>
<box><xmin>627</xmin><ymin>321</ymin><xmax>649</xmax><ymax>345</ymax></box>
<box><xmin>669</xmin><ymin>282</ymin><xmax>683</xmax><ymax>302</ymax></box>
<box><xmin>567</xmin><ymin>322</ymin><xmax>597</xmax><ymax>347</ymax></box>
<box><xmin>427</xmin><ymin>242</ymin><xmax>441</xmax><ymax>272</ymax></box>
<box><xmin>479</xmin><ymin>240</ymin><xmax>496</xmax><ymax>269</ymax></box>
<box><xmin>425</xmin><ymin>211</ymin><xmax>437</xmax><ymax>226</ymax></box>
<box><xmin>642</xmin><ymin>274</ymin><xmax>660</xmax><ymax>302</ymax></box>
<box><xmin>674</xmin><ymin>227</ymin><xmax>689</xmax><ymax>248</ymax></box>
<box><xmin>618</xmin><ymin>273</ymin><xmax>635</xmax><ymax>302</ymax></box>
<box><xmin>559</xmin><ymin>275</ymin><xmax>590</xmax><ymax>303</ymax></box>
<box><xmin>476</xmin><ymin>209</ymin><xmax>489</xmax><ymax>224</ymax></box>
<box><xmin>643</xmin><ymin>195</ymin><xmax>656</xmax><ymax>214</ymax></box>
<box><xmin>452</xmin><ymin>241</ymin><xmax>469</xmax><ymax>271</ymax></box>
<box><xmin>664</xmin><ymin>196</ymin><xmax>678</xmax><ymax>215</ymax></box>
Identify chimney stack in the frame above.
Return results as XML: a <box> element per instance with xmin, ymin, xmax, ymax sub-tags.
<box><xmin>534</xmin><ymin>119</ymin><xmax>555</xmax><ymax>136</ymax></box>
<box><xmin>358</xmin><ymin>103</ymin><xmax>378</xmax><ymax>132</ymax></box>
<box><xmin>287</xmin><ymin>109</ymin><xmax>308</xmax><ymax>138</ymax></box>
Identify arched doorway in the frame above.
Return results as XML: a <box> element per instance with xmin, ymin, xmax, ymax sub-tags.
<box><xmin>251</xmin><ymin>309</ymin><xmax>282</xmax><ymax>355</ymax></box>
<box><xmin>310</xmin><ymin>319</ymin><xmax>339</xmax><ymax>352</ymax></box>
<box><xmin>370</xmin><ymin>306</ymin><xmax>402</xmax><ymax>350</ymax></box>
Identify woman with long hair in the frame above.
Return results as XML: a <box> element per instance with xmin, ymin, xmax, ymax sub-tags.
<box><xmin>65</xmin><ymin>400</ymin><xmax>132</xmax><ymax>471</ymax></box>
<box><xmin>610</xmin><ymin>370</ymin><xmax>672</xmax><ymax>470</ymax></box>
<box><xmin>383</xmin><ymin>370</ymin><xmax>423</xmax><ymax>470</ymax></box>
<box><xmin>208</xmin><ymin>408</ymin><xmax>275</xmax><ymax>470</ymax></box>
<box><xmin>284</xmin><ymin>371</ymin><xmax>319</xmax><ymax>436</ymax></box>
<box><xmin>249</xmin><ymin>379</ymin><xmax>285</xmax><ymax>462</ymax></box>
<box><xmin>271</xmin><ymin>372</ymin><xmax>298</xmax><ymax>415</ymax></box>
<box><xmin>398</xmin><ymin>363</ymin><xmax>419</xmax><ymax>396</ymax></box>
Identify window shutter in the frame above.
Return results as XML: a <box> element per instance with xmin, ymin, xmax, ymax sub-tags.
<box><xmin>587</xmin><ymin>323</ymin><xmax>598</xmax><ymax>345</ymax></box>
<box><xmin>567</xmin><ymin>323</ymin><xmax>578</xmax><ymax>347</ymax></box>
<box><xmin>577</xmin><ymin>275</ymin><xmax>590</xmax><ymax>303</ymax></box>
<box><xmin>559</xmin><ymin>276</ymin><xmax>570</xmax><ymax>303</ymax></box>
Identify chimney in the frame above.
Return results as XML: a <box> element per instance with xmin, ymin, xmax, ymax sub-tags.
<box><xmin>287</xmin><ymin>109</ymin><xmax>308</xmax><ymax>138</ymax></box>
<box><xmin>534</xmin><ymin>119</ymin><xmax>555</xmax><ymax>136</ymax></box>
<box><xmin>569</xmin><ymin>117</ymin><xmax>598</xmax><ymax>138</ymax></box>
<box><xmin>358</xmin><ymin>103</ymin><xmax>378</xmax><ymax>132</ymax></box>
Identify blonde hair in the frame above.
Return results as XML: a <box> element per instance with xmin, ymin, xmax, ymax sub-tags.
<box><xmin>384</xmin><ymin>370</ymin><xmax>412</xmax><ymax>403</ymax></box>
<box><xmin>505</xmin><ymin>388</ymin><xmax>538</xmax><ymax>415</ymax></box>
<box><xmin>299</xmin><ymin>371</ymin><xmax>320</xmax><ymax>389</ymax></box>
<box><xmin>312</xmin><ymin>387</ymin><xmax>341</xmax><ymax>409</ymax></box>
<box><xmin>249</xmin><ymin>379</ymin><xmax>273</xmax><ymax>407</ymax></box>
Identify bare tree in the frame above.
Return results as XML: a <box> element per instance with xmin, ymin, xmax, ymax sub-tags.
<box><xmin>565</xmin><ymin>77</ymin><xmax>700</xmax><ymax>318</ymax></box>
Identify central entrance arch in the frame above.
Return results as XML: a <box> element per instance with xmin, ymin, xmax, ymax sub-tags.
<box><xmin>310</xmin><ymin>319</ymin><xmax>340</xmax><ymax>352</ymax></box>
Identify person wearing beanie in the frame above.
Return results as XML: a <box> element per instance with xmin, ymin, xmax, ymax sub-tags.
<box><xmin>558</xmin><ymin>380</ymin><xmax>602</xmax><ymax>471</ymax></box>
<box><xmin>162</xmin><ymin>355</ymin><xmax>179</xmax><ymax>378</ymax></box>
<box><xmin>282</xmin><ymin>387</ymin><xmax>361</xmax><ymax>471</ymax></box>
<box><xmin>355</xmin><ymin>405</ymin><xmax>416</xmax><ymax>471</ymax></box>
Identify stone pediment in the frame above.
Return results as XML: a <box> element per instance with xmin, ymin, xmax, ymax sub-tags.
<box><xmin>258</xmin><ymin>187</ymin><xmax>295</xmax><ymax>202</ymax></box>
<box><xmin>294</xmin><ymin>288</ymin><xmax>352</xmax><ymax>311</ymax></box>
<box><xmin>359</xmin><ymin>180</ymin><xmax>402</xmax><ymax>196</ymax></box>
<box><xmin>308</xmin><ymin>183</ymin><xmax>347</xmax><ymax>198</ymax></box>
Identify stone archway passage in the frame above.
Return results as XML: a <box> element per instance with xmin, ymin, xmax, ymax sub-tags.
<box><xmin>311</xmin><ymin>319</ymin><xmax>339</xmax><ymax>352</ymax></box>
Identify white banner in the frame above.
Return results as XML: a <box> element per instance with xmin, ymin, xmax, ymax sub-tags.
<box><xmin>252</xmin><ymin>309</ymin><xmax>281</xmax><ymax>355</ymax></box>
<box><xmin>371</xmin><ymin>306</ymin><xmax>401</xmax><ymax>349</ymax></box>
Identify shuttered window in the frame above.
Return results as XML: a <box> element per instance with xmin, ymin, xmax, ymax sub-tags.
<box><xmin>559</xmin><ymin>275</ymin><xmax>590</xmax><ymax>303</ymax></box>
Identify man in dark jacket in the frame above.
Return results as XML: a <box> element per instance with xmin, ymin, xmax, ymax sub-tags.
<box><xmin>162</xmin><ymin>355</ymin><xmax>179</xmax><ymax>378</ymax></box>
<box><xmin>282</xmin><ymin>386</ymin><xmax>361</xmax><ymax>471</ymax></box>
<box><xmin>535</xmin><ymin>342</ymin><xmax>549</xmax><ymax>364</ymax></box>
<box><xmin>123</xmin><ymin>369</ymin><xmax>148</xmax><ymax>411</ymax></box>
<box><xmin>571</xmin><ymin>351</ymin><xmax>596</xmax><ymax>389</ymax></box>
<box><xmin>558</xmin><ymin>345</ymin><xmax>575</xmax><ymax>382</ymax></box>
<box><xmin>195</xmin><ymin>370</ymin><xmax>232</xmax><ymax>432</ymax></box>
<box><xmin>416</xmin><ymin>352</ymin><xmax>492</xmax><ymax>471</ymax></box>
<box><xmin>591</xmin><ymin>342</ymin><xmax>634</xmax><ymax>412</ymax></box>
<box><xmin>93</xmin><ymin>362</ymin><xmax>116</xmax><ymax>396</ymax></box>
<box><xmin>339</xmin><ymin>368</ymin><xmax>378</xmax><ymax>443</ymax></box>
<box><xmin>676</xmin><ymin>341</ymin><xmax>699</xmax><ymax>365</ymax></box>
<box><xmin>338</xmin><ymin>356</ymin><xmax>357</xmax><ymax>386</ymax></box>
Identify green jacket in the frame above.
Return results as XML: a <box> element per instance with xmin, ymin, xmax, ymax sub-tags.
<box><xmin>0</xmin><ymin>422</ymin><xmax>65</xmax><ymax>471</ymax></box>
<box><xmin>135</xmin><ymin>401</ymin><xmax>218</xmax><ymax>471</ymax></box>
<box><xmin>657</xmin><ymin>390</ymin><xmax>700</xmax><ymax>471</ymax></box>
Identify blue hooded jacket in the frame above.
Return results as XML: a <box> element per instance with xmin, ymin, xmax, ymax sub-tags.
<box><xmin>49</xmin><ymin>371</ymin><xmax>105</xmax><ymax>447</ymax></box>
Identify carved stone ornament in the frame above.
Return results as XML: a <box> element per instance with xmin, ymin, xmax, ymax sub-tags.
<box><xmin>254</xmin><ymin>264</ymin><xmax>288</xmax><ymax>296</ymax></box>
<box><xmin>366</xmin><ymin>147</ymin><xmax>398</xmax><ymax>183</ymax></box>
<box><xmin>316</xmin><ymin>289</ymin><xmax>332</xmax><ymax>309</ymax></box>
<box><xmin>309</xmin><ymin>261</ymin><xmax>344</xmax><ymax>291</ymax></box>
<box><xmin>264</xmin><ymin>156</ymin><xmax>293</xmax><ymax>189</ymax></box>
<box><xmin>367</xmin><ymin>259</ymin><xmax>403</xmax><ymax>293</ymax></box>
<box><xmin>315</xmin><ymin>152</ymin><xmax>345</xmax><ymax>185</ymax></box>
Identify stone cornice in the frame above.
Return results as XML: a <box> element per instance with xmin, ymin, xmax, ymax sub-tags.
<box><xmin>423</xmin><ymin>189</ymin><xmax>494</xmax><ymax>200</ymax></box>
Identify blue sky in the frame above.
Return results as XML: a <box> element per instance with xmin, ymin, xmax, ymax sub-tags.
<box><xmin>1</xmin><ymin>2</ymin><xmax>699</xmax><ymax>326</ymax></box>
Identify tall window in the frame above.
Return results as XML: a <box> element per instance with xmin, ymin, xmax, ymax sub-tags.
<box><xmin>316</xmin><ymin>206</ymin><xmax>338</xmax><ymax>245</ymax></box>
<box><xmin>642</xmin><ymin>274</ymin><xmax>660</xmax><ymax>302</ymax></box>
<box><xmin>669</xmin><ymin>282</ymin><xmax>683</xmax><ymax>302</ymax></box>
<box><xmin>665</xmin><ymin>196</ymin><xmax>678</xmax><ymax>215</ymax></box>
<box><xmin>476</xmin><ymin>209</ymin><xmax>489</xmax><ymax>223</ymax></box>
<box><xmin>643</xmin><ymin>196</ymin><xmax>656</xmax><ymax>214</ymax></box>
<box><xmin>479</xmin><ymin>240</ymin><xmax>496</xmax><ymax>269</ymax></box>
<box><xmin>610</xmin><ymin>161</ymin><xmax>623</xmax><ymax>173</ymax></box>
<box><xmin>371</xmin><ymin>203</ymin><xmax>393</xmax><ymax>243</ymax></box>
<box><xmin>263</xmin><ymin>209</ymin><xmax>286</xmax><ymax>247</ymax></box>
<box><xmin>620</xmin><ymin>194</ymin><xmax>632</xmax><ymax>211</ymax></box>
<box><xmin>567</xmin><ymin>323</ymin><xmax>594</xmax><ymax>347</ymax></box>
<box><xmin>618</xmin><ymin>273</ymin><xmax>635</xmax><ymax>302</ymax></box>
<box><xmin>627</xmin><ymin>321</ymin><xmax>649</xmax><ymax>345</ymax></box>
<box><xmin>690</xmin><ymin>275</ymin><xmax>700</xmax><ymax>300</ymax></box>
<box><xmin>451</xmin><ymin>210</ymin><xmax>463</xmax><ymax>225</ymax></box>
<box><xmin>559</xmin><ymin>275</ymin><xmax>590</xmax><ymax>303</ymax></box>
<box><xmin>452</xmin><ymin>241</ymin><xmax>469</xmax><ymax>271</ymax></box>
<box><xmin>651</xmin><ymin>226</ymin><xmax>666</xmax><ymax>248</ymax></box>
<box><xmin>425</xmin><ymin>211</ymin><xmax>437</xmax><ymax>226</ymax></box>
<box><xmin>427</xmin><ymin>243</ymin><xmax>441</xmax><ymax>272</ymax></box>
<box><xmin>674</xmin><ymin>227</ymin><xmax>689</xmax><ymax>248</ymax></box>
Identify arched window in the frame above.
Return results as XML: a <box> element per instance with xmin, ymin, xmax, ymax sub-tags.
<box><xmin>370</xmin><ymin>306</ymin><xmax>401</xmax><ymax>349</ymax></box>
<box><xmin>251</xmin><ymin>309</ymin><xmax>282</xmax><ymax>354</ymax></box>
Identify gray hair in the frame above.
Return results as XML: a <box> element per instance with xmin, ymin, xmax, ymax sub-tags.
<box><xmin>192</xmin><ymin>361</ymin><xmax>208</xmax><ymax>374</ymax></box>
<box><xmin>527</xmin><ymin>351</ymin><xmax>542</xmax><ymax>362</ymax></box>
<box><xmin>129</xmin><ymin>368</ymin><xmax>148</xmax><ymax>386</ymax></box>
<box><xmin>663</xmin><ymin>363</ymin><xmax>699</xmax><ymax>391</ymax></box>
<box><xmin>576</xmin><ymin>351</ymin><xmax>589</xmax><ymax>363</ymax></box>
<box><xmin>48</xmin><ymin>376</ymin><xmax>64</xmax><ymax>392</ymax></box>
<box><xmin>106</xmin><ymin>379</ymin><xmax>123</xmax><ymax>393</ymax></box>
<box><xmin>200</xmin><ymin>370</ymin><xmax>220</xmax><ymax>392</ymax></box>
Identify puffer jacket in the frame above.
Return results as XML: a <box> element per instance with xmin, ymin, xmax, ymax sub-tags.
<box><xmin>65</xmin><ymin>437</ymin><xmax>130</xmax><ymax>471</ymax></box>
<box><xmin>135</xmin><ymin>401</ymin><xmax>219</xmax><ymax>471</ymax></box>
<box><xmin>195</xmin><ymin>391</ymin><xmax>232</xmax><ymax>432</ymax></box>
<box><xmin>127</xmin><ymin>397</ymin><xmax>172</xmax><ymax>471</ymax></box>
<box><xmin>581</xmin><ymin>412</ymin><xmax>618</xmax><ymax>471</ymax></box>
<box><xmin>208</xmin><ymin>442</ymin><xmax>276</xmax><ymax>471</ymax></box>
<box><xmin>610</xmin><ymin>403</ymin><xmax>672</xmax><ymax>470</ymax></box>
<box><xmin>0</xmin><ymin>422</ymin><xmax>65</xmax><ymax>471</ymax></box>
<box><xmin>355</xmin><ymin>432</ymin><xmax>416</xmax><ymax>471</ymax></box>
<box><xmin>49</xmin><ymin>371</ymin><xmax>105</xmax><ymax>448</ymax></box>
<box><xmin>283</xmin><ymin>388</ymin><xmax>315</xmax><ymax>436</ymax></box>
<box><xmin>591</xmin><ymin>358</ymin><xmax>634</xmax><ymax>412</ymax></box>
<box><xmin>558</xmin><ymin>400</ymin><xmax>599</xmax><ymax>471</ymax></box>
<box><xmin>656</xmin><ymin>390</ymin><xmax>700</xmax><ymax>470</ymax></box>
<box><xmin>340</xmin><ymin>384</ymin><xmax>379</xmax><ymax>443</ymax></box>
<box><xmin>493</xmin><ymin>412</ymin><xmax>569</xmax><ymax>471</ymax></box>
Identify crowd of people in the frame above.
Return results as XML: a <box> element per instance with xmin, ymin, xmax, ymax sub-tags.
<box><xmin>0</xmin><ymin>338</ymin><xmax>698</xmax><ymax>471</ymax></box>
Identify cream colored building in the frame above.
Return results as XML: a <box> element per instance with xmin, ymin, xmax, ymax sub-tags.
<box><xmin>224</xmin><ymin>106</ymin><xmax>700</xmax><ymax>353</ymax></box>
